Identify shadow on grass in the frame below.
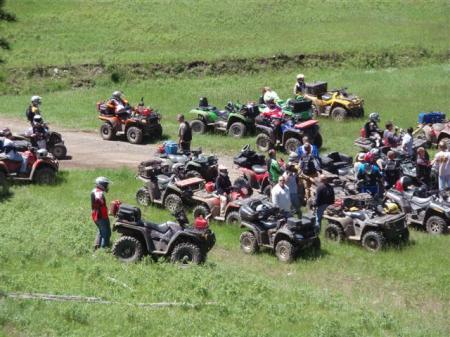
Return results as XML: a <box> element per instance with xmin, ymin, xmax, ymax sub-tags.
<box><xmin>0</xmin><ymin>190</ymin><xmax>14</xmax><ymax>202</ymax></box>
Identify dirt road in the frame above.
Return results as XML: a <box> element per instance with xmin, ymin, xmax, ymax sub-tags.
<box><xmin>0</xmin><ymin>116</ymin><xmax>238</xmax><ymax>177</ymax></box>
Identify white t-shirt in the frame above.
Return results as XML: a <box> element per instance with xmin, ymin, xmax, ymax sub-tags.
<box><xmin>271</xmin><ymin>183</ymin><xmax>291</xmax><ymax>212</ymax></box>
<box><xmin>433</xmin><ymin>151</ymin><xmax>450</xmax><ymax>177</ymax></box>
<box><xmin>402</xmin><ymin>133</ymin><xmax>413</xmax><ymax>156</ymax></box>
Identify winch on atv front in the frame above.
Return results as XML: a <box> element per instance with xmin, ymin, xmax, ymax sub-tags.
<box><xmin>189</xmin><ymin>97</ymin><xmax>260</xmax><ymax>138</ymax></box>
<box><xmin>110</xmin><ymin>203</ymin><xmax>216</xmax><ymax>264</ymax></box>
<box><xmin>238</xmin><ymin>197</ymin><xmax>320</xmax><ymax>263</ymax></box>
<box><xmin>0</xmin><ymin>148</ymin><xmax>58</xmax><ymax>185</ymax></box>
<box><xmin>135</xmin><ymin>160</ymin><xmax>204</xmax><ymax>213</ymax></box>
<box><xmin>96</xmin><ymin>97</ymin><xmax>163</xmax><ymax>144</ymax></box>
<box><xmin>303</xmin><ymin>81</ymin><xmax>364</xmax><ymax>121</ymax></box>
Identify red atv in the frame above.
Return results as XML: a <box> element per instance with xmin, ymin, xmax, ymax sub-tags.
<box><xmin>96</xmin><ymin>97</ymin><xmax>163</xmax><ymax>144</ymax></box>
<box><xmin>191</xmin><ymin>180</ymin><xmax>253</xmax><ymax>225</ymax></box>
<box><xmin>0</xmin><ymin>148</ymin><xmax>59</xmax><ymax>185</ymax></box>
<box><xmin>233</xmin><ymin>145</ymin><xmax>273</xmax><ymax>196</ymax></box>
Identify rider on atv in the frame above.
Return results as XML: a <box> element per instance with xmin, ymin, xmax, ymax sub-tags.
<box><xmin>26</xmin><ymin>95</ymin><xmax>42</xmax><ymax>125</ymax></box>
<box><xmin>293</xmin><ymin>74</ymin><xmax>306</xmax><ymax>96</ymax></box>
<box><xmin>1</xmin><ymin>128</ymin><xmax>27</xmax><ymax>173</ymax></box>
<box><xmin>107</xmin><ymin>91</ymin><xmax>131</xmax><ymax>120</ymax></box>
<box><xmin>215</xmin><ymin>165</ymin><xmax>232</xmax><ymax>216</ymax></box>
<box><xmin>383</xmin><ymin>121</ymin><xmax>401</xmax><ymax>148</ymax></box>
<box><xmin>363</xmin><ymin>112</ymin><xmax>383</xmax><ymax>147</ymax></box>
<box><xmin>356</xmin><ymin>152</ymin><xmax>383</xmax><ymax>196</ymax></box>
<box><xmin>31</xmin><ymin>115</ymin><xmax>49</xmax><ymax>149</ymax></box>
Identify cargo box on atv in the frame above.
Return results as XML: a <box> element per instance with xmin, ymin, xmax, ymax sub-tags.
<box><xmin>117</xmin><ymin>204</ymin><xmax>141</xmax><ymax>223</ymax></box>
<box><xmin>289</xmin><ymin>99</ymin><xmax>312</xmax><ymax>113</ymax></box>
<box><xmin>305</xmin><ymin>82</ymin><xmax>328</xmax><ymax>97</ymax></box>
<box><xmin>138</xmin><ymin>159</ymin><xmax>163</xmax><ymax>179</ymax></box>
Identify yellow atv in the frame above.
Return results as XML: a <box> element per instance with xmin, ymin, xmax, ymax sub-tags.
<box><xmin>303</xmin><ymin>81</ymin><xmax>364</xmax><ymax>121</ymax></box>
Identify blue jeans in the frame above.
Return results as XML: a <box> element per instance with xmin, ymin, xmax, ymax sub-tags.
<box><xmin>290</xmin><ymin>193</ymin><xmax>301</xmax><ymax>216</ymax></box>
<box><xmin>315</xmin><ymin>204</ymin><xmax>329</xmax><ymax>233</ymax></box>
<box><xmin>438</xmin><ymin>175</ymin><xmax>450</xmax><ymax>191</ymax></box>
<box><xmin>95</xmin><ymin>218</ymin><xmax>111</xmax><ymax>248</ymax></box>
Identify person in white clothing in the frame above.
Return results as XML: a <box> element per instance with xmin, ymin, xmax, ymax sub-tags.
<box><xmin>401</xmin><ymin>127</ymin><xmax>414</xmax><ymax>157</ymax></box>
<box><xmin>431</xmin><ymin>141</ymin><xmax>450</xmax><ymax>191</ymax></box>
<box><xmin>271</xmin><ymin>176</ymin><xmax>291</xmax><ymax>217</ymax></box>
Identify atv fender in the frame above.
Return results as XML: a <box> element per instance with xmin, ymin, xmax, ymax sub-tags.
<box><xmin>30</xmin><ymin>160</ymin><xmax>58</xmax><ymax>180</ymax></box>
<box><xmin>113</xmin><ymin>222</ymin><xmax>155</xmax><ymax>253</ymax></box>
<box><xmin>274</xmin><ymin>230</ymin><xmax>294</xmax><ymax>246</ymax></box>
<box><xmin>227</xmin><ymin>114</ymin><xmax>247</xmax><ymax>128</ymax></box>
<box><xmin>437</xmin><ymin>131</ymin><xmax>450</xmax><ymax>143</ymax></box>
<box><xmin>186</xmin><ymin>161</ymin><xmax>202</xmax><ymax>169</ymax></box>
<box><xmin>240</xmin><ymin>223</ymin><xmax>262</xmax><ymax>244</ymax></box>
<box><xmin>256</xmin><ymin>124</ymin><xmax>274</xmax><ymax>137</ymax></box>
<box><xmin>331</xmin><ymin>100</ymin><xmax>350</xmax><ymax>109</ymax></box>
<box><xmin>166</xmin><ymin>231</ymin><xmax>204</xmax><ymax>254</ymax></box>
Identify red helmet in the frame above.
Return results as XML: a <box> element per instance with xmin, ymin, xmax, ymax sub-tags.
<box><xmin>363</xmin><ymin>152</ymin><xmax>374</xmax><ymax>163</ymax></box>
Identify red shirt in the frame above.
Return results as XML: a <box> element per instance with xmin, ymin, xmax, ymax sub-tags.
<box><xmin>91</xmin><ymin>187</ymin><xmax>108</xmax><ymax>221</ymax></box>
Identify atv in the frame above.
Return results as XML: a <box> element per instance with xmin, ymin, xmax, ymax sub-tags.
<box><xmin>135</xmin><ymin>161</ymin><xmax>204</xmax><ymax>212</ymax></box>
<box><xmin>303</xmin><ymin>81</ymin><xmax>364</xmax><ymax>121</ymax></box>
<box><xmin>157</xmin><ymin>147</ymin><xmax>219</xmax><ymax>182</ymax></box>
<box><xmin>191</xmin><ymin>179</ymin><xmax>252</xmax><ymax>225</ymax></box>
<box><xmin>255</xmin><ymin>115</ymin><xmax>322</xmax><ymax>153</ymax></box>
<box><xmin>233</xmin><ymin>145</ymin><xmax>272</xmax><ymax>196</ymax></box>
<box><xmin>259</xmin><ymin>97</ymin><xmax>314</xmax><ymax>122</ymax></box>
<box><xmin>96</xmin><ymin>97</ymin><xmax>163</xmax><ymax>144</ymax></box>
<box><xmin>111</xmin><ymin>203</ymin><xmax>216</xmax><ymax>264</ymax></box>
<box><xmin>239</xmin><ymin>197</ymin><xmax>320</xmax><ymax>263</ymax></box>
<box><xmin>0</xmin><ymin>148</ymin><xmax>58</xmax><ymax>185</ymax></box>
<box><xmin>385</xmin><ymin>188</ymin><xmax>450</xmax><ymax>235</ymax></box>
<box><xmin>324</xmin><ymin>200</ymin><xmax>409</xmax><ymax>251</ymax></box>
<box><xmin>189</xmin><ymin>97</ymin><xmax>260</xmax><ymax>138</ymax></box>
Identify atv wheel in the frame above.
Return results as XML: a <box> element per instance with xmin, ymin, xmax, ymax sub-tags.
<box><xmin>112</xmin><ymin>236</ymin><xmax>143</xmax><ymax>263</ymax></box>
<box><xmin>51</xmin><ymin>144</ymin><xmax>67</xmax><ymax>159</ymax></box>
<box><xmin>426</xmin><ymin>216</ymin><xmax>447</xmax><ymax>235</ymax></box>
<box><xmin>313</xmin><ymin>133</ymin><xmax>323</xmax><ymax>149</ymax></box>
<box><xmin>136</xmin><ymin>188</ymin><xmax>151</xmax><ymax>206</ymax></box>
<box><xmin>186</xmin><ymin>170</ymin><xmax>202</xmax><ymax>179</ymax></box>
<box><xmin>190</xmin><ymin>119</ymin><xmax>206</xmax><ymax>134</ymax></box>
<box><xmin>126</xmin><ymin>126</ymin><xmax>143</xmax><ymax>144</ymax></box>
<box><xmin>331</xmin><ymin>107</ymin><xmax>347</xmax><ymax>122</ymax></box>
<box><xmin>362</xmin><ymin>231</ymin><xmax>386</xmax><ymax>252</ymax></box>
<box><xmin>170</xmin><ymin>242</ymin><xmax>202</xmax><ymax>265</ymax></box>
<box><xmin>325</xmin><ymin>223</ymin><xmax>344</xmax><ymax>242</ymax></box>
<box><xmin>240</xmin><ymin>231</ymin><xmax>259</xmax><ymax>254</ymax></box>
<box><xmin>0</xmin><ymin>171</ymin><xmax>9</xmax><ymax>195</ymax></box>
<box><xmin>100</xmin><ymin>123</ymin><xmax>115</xmax><ymax>140</ymax></box>
<box><xmin>34</xmin><ymin>167</ymin><xmax>56</xmax><ymax>185</ymax></box>
<box><xmin>193</xmin><ymin>204</ymin><xmax>210</xmax><ymax>218</ymax></box>
<box><xmin>284</xmin><ymin>138</ymin><xmax>301</xmax><ymax>153</ymax></box>
<box><xmin>226</xmin><ymin>211</ymin><xmax>241</xmax><ymax>225</ymax></box>
<box><xmin>275</xmin><ymin>240</ymin><xmax>295</xmax><ymax>263</ymax></box>
<box><xmin>262</xmin><ymin>184</ymin><xmax>272</xmax><ymax>198</ymax></box>
<box><xmin>164</xmin><ymin>193</ymin><xmax>183</xmax><ymax>213</ymax></box>
<box><xmin>228</xmin><ymin>122</ymin><xmax>246</xmax><ymax>138</ymax></box>
<box><xmin>255</xmin><ymin>133</ymin><xmax>272</xmax><ymax>152</ymax></box>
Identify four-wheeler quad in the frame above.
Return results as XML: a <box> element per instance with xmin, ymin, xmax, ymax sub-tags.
<box><xmin>417</xmin><ymin>121</ymin><xmax>450</xmax><ymax>147</ymax></box>
<box><xmin>259</xmin><ymin>97</ymin><xmax>313</xmax><ymax>122</ymax></box>
<box><xmin>255</xmin><ymin>115</ymin><xmax>322</xmax><ymax>153</ymax></box>
<box><xmin>111</xmin><ymin>203</ymin><xmax>216</xmax><ymax>264</ymax></box>
<box><xmin>303</xmin><ymin>81</ymin><xmax>364</xmax><ymax>121</ymax></box>
<box><xmin>189</xmin><ymin>97</ymin><xmax>260</xmax><ymax>138</ymax></box>
<box><xmin>191</xmin><ymin>179</ymin><xmax>252</xmax><ymax>224</ymax></box>
<box><xmin>135</xmin><ymin>160</ymin><xmax>204</xmax><ymax>212</ymax></box>
<box><xmin>0</xmin><ymin>148</ymin><xmax>58</xmax><ymax>185</ymax></box>
<box><xmin>233</xmin><ymin>145</ymin><xmax>272</xmax><ymax>196</ymax></box>
<box><xmin>0</xmin><ymin>126</ymin><xmax>67</xmax><ymax>160</ymax></box>
<box><xmin>157</xmin><ymin>147</ymin><xmax>219</xmax><ymax>181</ymax></box>
<box><xmin>324</xmin><ymin>197</ymin><xmax>409</xmax><ymax>251</ymax></box>
<box><xmin>96</xmin><ymin>97</ymin><xmax>163</xmax><ymax>144</ymax></box>
<box><xmin>385</xmin><ymin>188</ymin><xmax>450</xmax><ymax>235</ymax></box>
<box><xmin>239</xmin><ymin>197</ymin><xmax>320</xmax><ymax>263</ymax></box>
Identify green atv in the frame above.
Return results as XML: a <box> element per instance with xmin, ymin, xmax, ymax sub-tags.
<box><xmin>189</xmin><ymin>97</ymin><xmax>260</xmax><ymax>138</ymax></box>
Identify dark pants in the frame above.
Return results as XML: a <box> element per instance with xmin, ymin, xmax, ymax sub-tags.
<box><xmin>180</xmin><ymin>141</ymin><xmax>191</xmax><ymax>154</ymax></box>
<box><xmin>94</xmin><ymin>218</ymin><xmax>111</xmax><ymax>249</ymax></box>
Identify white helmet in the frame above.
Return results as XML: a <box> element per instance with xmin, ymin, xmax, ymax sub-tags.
<box><xmin>31</xmin><ymin>95</ymin><xmax>42</xmax><ymax>105</ymax></box>
<box><xmin>112</xmin><ymin>91</ymin><xmax>122</xmax><ymax>99</ymax></box>
<box><xmin>263</xmin><ymin>91</ymin><xmax>279</xmax><ymax>104</ymax></box>
<box><xmin>33</xmin><ymin>114</ymin><xmax>43</xmax><ymax>124</ymax></box>
<box><xmin>95</xmin><ymin>176</ymin><xmax>111</xmax><ymax>191</ymax></box>
<box><xmin>296</xmin><ymin>73</ymin><xmax>305</xmax><ymax>80</ymax></box>
<box><xmin>369</xmin><ymin>112</ymin><xmax>380</xmax><ymax>122</ymax></box>
<box><xmin>288</xmin><ymin>152</ymin><xmax>299</xmax><ymax>162</ymax></box>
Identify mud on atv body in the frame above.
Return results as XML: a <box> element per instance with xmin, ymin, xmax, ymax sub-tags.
<box><xmin>112</xmin><ymin>205</ymin><xmax>215</xmax><ymax>264</ymax></box>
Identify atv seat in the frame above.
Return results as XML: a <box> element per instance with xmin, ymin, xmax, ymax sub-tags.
<box><xmin>410</xmin><ymin>197</ymin><xmax>432</xmax><ymax>208</ymax></box>
<box><xmin>157</xmin><ymin>174</ymin><xmax>171</xmax><ymax>186</ymax></box>
<box><xmin>142</xmin><ymin>221</ymin><xmax>170</xmax><ymax>233</ymax></box>
<box><xmin>252</xmin><ymin>165</ymin><xmax>266</xmax><ymax>174</ymax></box>
<box><xmin>259</xmin><ymin>220</ymin><xmax>278</xmax><ymax>230</ymax></box>
<box><xmin>321</xmin><ymin>93</ymin><xmax>332</xmax><ymax>100</ymax></box>
<box><xmin>168</xmin><ymin>154</ymin><xmax>188</xmax><ymax>164</ymax></box>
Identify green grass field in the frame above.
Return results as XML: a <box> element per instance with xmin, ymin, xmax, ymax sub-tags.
<box><xmin>0</xmin><ymin>170</ymin><xmax>449</xmax><ymax>337</ymax></box>
<box><xmin>1</xmin><ymin>0</ymin><xmax>448</xmax><ymax>68</ymax></box>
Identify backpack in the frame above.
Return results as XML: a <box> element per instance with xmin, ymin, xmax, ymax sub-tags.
<box><xmin>182</xmin><ymin>121</ymin><xmax>192</xmax><ymax>142</ymax></box>
<box><xmin>384</xmin><ymin>160</ymin><xmax>399</xmax><ymax>183</ymax></box>
<box><xmin>301</xmin><ymin>155</ymin><xmax>317</xmax><ymax>175</ymax></box>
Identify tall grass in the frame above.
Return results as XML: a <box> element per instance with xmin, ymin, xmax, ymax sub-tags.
<box><xmin>0</xmin><ymin>64</ymin><xmax>448</xmax><ymax>155</ymax></box>
<box><xmin>0</xmin><ymin>169</ymin><xmax>449</xmax><ymax>336</ymax></box>
<box><xmin>1</xmin><ymin>0</ymin><xmax>449</xmax><ymax>67</ymax></box>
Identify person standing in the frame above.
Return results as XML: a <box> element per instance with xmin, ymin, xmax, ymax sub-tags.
<box><xmin>402</xmin><ymin>127</ymin><xmax>414</xmax><ymax>157</ymax></box>
<box><xmin>431</xmin><ymin>141</ymin><xmax>450</xmax><ymax>191</ymax></box>
<box><xmin>383</xmin><ymin>151</ymin><xmax>401</xmax><ymax>189</ymax></box>
<box><xmin>299</xmin><ymin>143</ymin><xmax>321</xmax><ymax>201</ymax></box>
<box><xmin>271</xmin><ymin>176</ymin><xmax>292</xmax><ymax>217</ymax></box>
<box><xmin>215</xmin><ymin>165</ymin><xmax>232</xmax><ymax>217</ymax></box>
<box><xmin>313</xmin><ymin>175</ymin><xmax>335</xmax><ymax>233</ymax></box>
<box><xmin>91</xmin><ymin>177</ymin><xmax>111</xmax><ymax>250</ymax></box>
<box><xmin>283</xmin><ymin>163</ymin><xmax>301</xmax><ymax>217</ymax></box>
<box><xmin>416</xmin><ymin>147</ymin><xmax>431</xmax><ymax>186</ymax></box>
<box><xmin>297</xmin><ymin>136</ymin><xmax>319</xmax><ymax>159</ymax></box>
<box><xmin>267</xmin><ymin>149</ymin><xmax>283</xmax><ymax>184</ymax></box>
<box><xmin>177</xmin><ymin>114</ymin><xmax>192</xmax><ymax>153</ymax></box>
